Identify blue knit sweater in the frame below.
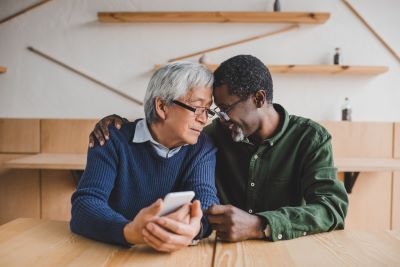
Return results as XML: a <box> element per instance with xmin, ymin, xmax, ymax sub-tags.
<box><xmin>70</xmin><ymin>120</ymin><xmax>219</xmax><ymax>246</ymax></box>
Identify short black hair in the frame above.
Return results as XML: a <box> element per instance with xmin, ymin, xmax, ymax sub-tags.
<box><xmin>213</xmin><ymin>55</ymin><xmax>273</xmax><ymax>103</ymax></box>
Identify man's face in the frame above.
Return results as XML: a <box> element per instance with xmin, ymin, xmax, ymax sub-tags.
<box><xmin>165</xmin><ymin>86</ymin><xmax>213</xmax><ymax>146</ymax></box>
<box><xmin>213</xmin><ymin>85</ymin><xmax>260</xmax><ymax>142</ymax></box>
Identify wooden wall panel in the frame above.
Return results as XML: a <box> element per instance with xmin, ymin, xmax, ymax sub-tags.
<box><xmin>41</xmin><ymin>170</ymin><xmax>76</xmax><ymax>221</ymax></box>
<box><xmin>393</xmin><ymin>123</ymin><xmax>400</xmax><ymax>230</ymax></box>
<box><xmin>0</xmin><ymin>154</ymin><xmax>40</xmax><ymax>225</ymax></box>
<box><xmin>345</xmin><ymin>173</ymin><xmax>392</xmax><ymax>230</ymax></box>
<box><xmin>393</xmin><ymin>172</ymin><xmax>400</xmax><ymax>230</ymax></box>
<box><xmin>320</xmin><ymin>121</ymin><xmax>393</xmax><ymax>158</ymax></box>
<box><xmin>40</xmin><ymin>119</ymin><xmax>98</xmax><ymax>153</ymax></box>
<box><xmin>394</xmin><ymin>123</ymin><xmax>400</xmax><ymax>158</ymax></box>
<box><xmin>320</xmin><ymin>121</ymin><xmax>394</xmax><ymax>230</ymax></box>
<box><xmin>0</xmin><ymin>119</ymin><xmax>40</xmax><ymax>153</ymax></box>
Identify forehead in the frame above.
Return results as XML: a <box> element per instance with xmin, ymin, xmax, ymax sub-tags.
<box><xmin>213</xmin><ymin>85</ymin><xmax>240</xmax><ymax>106</ymax></box>
<box><xmin>182</xmin><ymin>86</ymin><xmax>213</xmax><ymax>103</ymax></box>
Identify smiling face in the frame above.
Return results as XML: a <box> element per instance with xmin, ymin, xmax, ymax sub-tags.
<box><xmin>163</xmin><ymin>86</ymin><xmax>213</xmax><ymax>146</ymax></box>
<box><xmin>213</xmin><ymin>85</ymin><xmax>261</xmax><ymax>142</ymax></box>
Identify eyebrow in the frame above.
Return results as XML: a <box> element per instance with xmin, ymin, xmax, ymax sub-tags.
<box><xmin>187</xmin><ymin>98</ymin><xmax>213</xmax><ymax>107</ymax></box>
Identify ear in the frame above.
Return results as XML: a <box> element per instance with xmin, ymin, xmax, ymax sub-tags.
<box><xmin>254</xmin><ymin>90</ymin><xmax>266</xmax><ymax>108</ymax></box>
<box><xmin>154</xmin><ymin>97</ymin><xmax>168</xmax><ymax>120</ymax></box>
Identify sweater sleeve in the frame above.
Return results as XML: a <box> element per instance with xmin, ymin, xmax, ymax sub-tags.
<box><xmin>182</xmin><ymin>134</ymin><xmax>220</xmax><ymax>238</ymax></box>
<box><xmin>70</xmin><ymin>134</ymin><xmax>131</xmax><ymax>247</ymax></box>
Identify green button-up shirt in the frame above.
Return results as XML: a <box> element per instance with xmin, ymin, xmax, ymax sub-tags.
<box><xmin>204</xmin><ymin>104</ymin><xmax>348</xmax><ymax>241</ymax></box>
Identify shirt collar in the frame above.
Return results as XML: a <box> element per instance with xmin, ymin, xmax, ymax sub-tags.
<box><xmin>132</xmin><ymin>119</ymin><xmax>185</xmax><ymax>158</ymax></box>
<box><xmin>132</xmin><ymin>119</ymin><xmax>153</xmax><ymax>143</ymax></box>
<box><xmin>240</xmin><ymin>103</ymin><xmax>289</xmax><ymax>146</ymax></box>
<box><xmin>264</xmin><ymin>103</ymin><xmax>290</xmax><ymax>145</ymax></box>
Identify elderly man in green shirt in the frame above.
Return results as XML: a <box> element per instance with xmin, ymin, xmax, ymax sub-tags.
<box><xmin>90</xmin><ymin>55</ymin><xmax>348</xmax><ymax>244</ymax></box>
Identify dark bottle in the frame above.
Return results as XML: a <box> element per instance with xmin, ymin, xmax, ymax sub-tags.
<box><xmin>341</xmin><ymin>97</ymin><xmax>352</xmax><ymax>121</ymax></box>
<box><xmin>273</xmin><ymin>0</ymin><xmax>281</xmax><ymax>12</ymax></box>
<box><xmin>334</xmin><ymin>47</ymin><xmax>341</xmax><ymax>65</ymax></box>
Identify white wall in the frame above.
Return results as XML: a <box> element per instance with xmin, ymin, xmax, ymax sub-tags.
<box><xmin>0</xmin><ymin>0</ymin><xmax>399</xmax><ymax>121</ymax></box>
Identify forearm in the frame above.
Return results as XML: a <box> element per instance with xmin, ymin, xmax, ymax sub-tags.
<box><xmin>257</xmin><ymin>197</ymin><xmax>347</xmax><ymax>241</ymax></box>
<box><xmin>70</xmin><ymin>193</ymin><xmax>130</xmax><ymax>246</ymax></box>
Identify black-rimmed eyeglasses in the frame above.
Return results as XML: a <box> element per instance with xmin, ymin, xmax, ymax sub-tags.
<box><xmin>172</xmin><ymin>100</ymin><xmax>215</xmax><ymax>119</ymax></box>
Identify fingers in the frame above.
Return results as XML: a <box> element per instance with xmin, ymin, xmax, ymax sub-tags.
<box><xmin>93</xmin><ymin>123</ymin><xmax>106</xmax><ymax>146</ymax></box>
<box><xmin>88</xmin><ymin>133</ymin><xmax>95</xmax><ymax>148</ymax></box>
<box><xmin>215</xmin><ymin>230</ymin><xmax>234</xmax><ymax>242</ymax></box>
<box><xmin>207</xmin><ymin>214</ymin><xmax>226</xmax><ymax>225</ymax></box>
<box><xmin>210</xmin><ymin>222</ymin><xmax>229</xmax><ymax>232</ymax></box>
<box><xmin>99</xmin><ymin>120</ymin><xmax>110</xmax><ymax>141</ymax></box>
<box><xmin>165</xmin><ymin>204</ymin><xmax>190</xmax><ymax>222</ymax></box>
<box><xmin>206</xmin><ymin>204</ymin><xmax>230</xmax><ymax>215</ymax></box>
<box><xmin>143</xmin><ymin>222</ymin><xmax>190</xmax><ymax>249</ymax></box>
<box><xmin>154</xmin><ymin>217</ymin><xmax>194</xmax><ymax>236</ymax></box>
<box><xmin>143</xmin><ymin>199</ymin><xmax>163</xmax><ymax>216</ymax></box>
<box><xmin>113</xmin><ymin>117</ymin><xmax>123</xmax><ymax>129</ymax></box>
<box><xmin>90</xmin><ymin>115</ymin><xmax>125</xmax><ymax>148</ymax></box>
<box><xmin>142</xmin><ymin>228</ymin><xmax>182</xmax><ymax>252</ymax></box>
<box><xmin>190</xmin><ymin>200</ymin><xmax>203</xmax><ymax>219</ymax></box>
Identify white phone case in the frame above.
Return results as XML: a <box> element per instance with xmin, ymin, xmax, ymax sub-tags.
<box><xmin>158</xmin><ymin>191</ymin><xmax>195</xmax><ymax>216</ymax></box>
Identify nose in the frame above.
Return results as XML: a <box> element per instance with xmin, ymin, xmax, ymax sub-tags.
<box><xmin>196</xmin><ymin>110</ymin><xmax>208</xmax><ymax>124</ymax></box>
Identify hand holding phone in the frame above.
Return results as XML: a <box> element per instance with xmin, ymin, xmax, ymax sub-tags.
<box><xmin>158</xmin><ymin>191</ymin><xmax>195</xmax><ymax>216</ymax></box>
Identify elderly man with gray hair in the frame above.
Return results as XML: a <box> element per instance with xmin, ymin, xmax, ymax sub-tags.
<box><xmin>70</xmin><ymin>62</ymin><xmax>219</xmax><ymax>252</ymax></box>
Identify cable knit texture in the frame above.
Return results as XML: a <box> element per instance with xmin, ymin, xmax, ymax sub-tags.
<box><xmin>70</xmin><ymin>120</ymin><xmax>219</xmax><ymax>246</ymax></box>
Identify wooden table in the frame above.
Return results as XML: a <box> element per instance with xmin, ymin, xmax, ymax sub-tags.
<box><xmin>0</xmin><ymin>218</ymin><xmax>399</xmax><ymax>267</ymax></box>
<box><xmin>4</xmin><ymin>153</ymin><xmax>400</xmax><ymax>172</ymax></box>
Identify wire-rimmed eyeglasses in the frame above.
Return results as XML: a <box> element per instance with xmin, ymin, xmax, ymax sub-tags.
<box><xmin>212</xmin><ymin>98</ymin><xmax>246</xmax><ymax>121</ymax></box>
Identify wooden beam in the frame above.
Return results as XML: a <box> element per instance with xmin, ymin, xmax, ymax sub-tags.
<box><xmin>27</xmin><ymin>46</ymin><xmax>143</xmax><ymax>106</ymax></box>
<box><xmin>341</xmin><ymin>0</ymin><xmax>400</xmax><ymax>64</ymax></box>
<box><xmin>168</xmin><ymin>24</ymin><xmax>299</xmax><ymax>62</ymax></box>
<box><xmin>155</xmin><ymin>64</ymin><xmax>388</xmax><ymax>75</ymax></box>
<box><xmin>98</xmin><ymin>12</ymin><xmax>330</xmax><ymax>24</ymax></box>
<box><xmin>0</xmin><ymin>0</ymin><xmax>52</xmax><ymax>24</ymax></box>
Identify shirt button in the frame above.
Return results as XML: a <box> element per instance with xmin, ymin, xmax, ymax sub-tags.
<box><xmin>277</xmin><ymin>234</ymin><xmax>283</xmax><ymax>240</ymax></box>
<box><xmin>253</xmin><ymin>155</ymin><xmax>258</xmax><ymax>160</ymax></box>
<box><xmin>250</xmin><ymin>182</ymin><xmax>255</xmax><ymax>187</ymax></box>
<box><xmin>248</xmin><ymin>209</ymin><xmax>253</xmax><ymax>213</ymax></box>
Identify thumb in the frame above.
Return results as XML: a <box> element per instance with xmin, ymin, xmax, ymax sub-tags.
<box><xmin>145</xmin><ymin>198</ymin><xmax>163</xmax><ymax>215</ymax></box>
<box><xmin>190</xmin><ymin>200</ymin><xmax>203</xmax><ymax>220</ymax></box>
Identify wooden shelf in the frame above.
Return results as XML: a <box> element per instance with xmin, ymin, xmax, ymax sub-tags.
<box><xmin>267</xmin><ymin>64</ymin><xmax>388</xmax><ymax>74</ymax></box>
<box><xmin>0</xmin><ymin>66</ymin><xmax>7</xmax><ymax>73</ymax></box>
<box><xmin>155</xmin><ymin>64</ymin><xmax>388</xmax><ymax>75</ymax></box>
<box><xmin>98</xmin><ymin>12</ymin><xmax>330</xmax><ymax>24</ymax></box>
<box><xmin>335</xmin><ymin>158</ymin><xmax>400</xmax><ymax>172</ymax></box>
<box><xmin>3</xmin><ymin>153</ymin><xmax>86</xmax><ymax>170</ymax></box>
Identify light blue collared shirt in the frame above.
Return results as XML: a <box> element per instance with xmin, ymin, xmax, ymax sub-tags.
<box><xmin>132</xmin><ymin>119</ymin><xmax>183</xmax><ymax>159</ymax></box>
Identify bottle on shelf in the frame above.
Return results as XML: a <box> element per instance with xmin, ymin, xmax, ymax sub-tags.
<box><xmin>273</xmin><ymin>0</ymin><xmax>281</xmax><ymax>12</ymax></box>
<box><xmin>341</xmin><ymin>97</ymin><xmax>352</xmax><ymax>121</ymax></box>
<box><xmin>334</xmin><ymin>47</ymin><xmax>341</xmax><ymax>65</ymax></box>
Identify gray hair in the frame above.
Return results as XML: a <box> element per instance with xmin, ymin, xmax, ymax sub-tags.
<box><xmin>144</xmin><ymin>62</ymin><xmax>213</xmax><ymax>123</ymax></box>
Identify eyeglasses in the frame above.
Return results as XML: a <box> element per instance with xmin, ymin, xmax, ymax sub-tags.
<box><xmin>213</xmin><ymin>98</ymin><xmax>246</xmax><ymax>121</ymax></box>
<box><xmin>172</xmin><ymin>100</ymin><xmax>215</xmax><ymax>119</ymax></box>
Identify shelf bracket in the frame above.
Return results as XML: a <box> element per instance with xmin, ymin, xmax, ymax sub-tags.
<box><xmin>344</xmin><ymin>171</ymin><xmax>360</xmax><ymax>193</ymax></box>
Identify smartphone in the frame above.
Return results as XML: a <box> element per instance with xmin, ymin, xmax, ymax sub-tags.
<box><xmin>158</xmin><ymin>191</ymin><xmax>195</xmax><ymax>216</ymax></box>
